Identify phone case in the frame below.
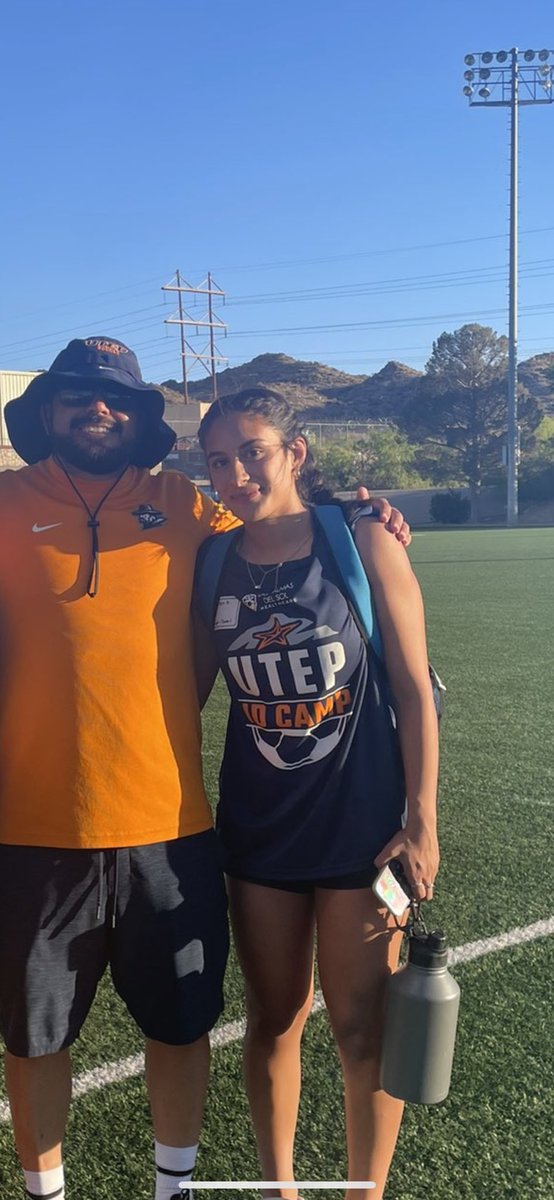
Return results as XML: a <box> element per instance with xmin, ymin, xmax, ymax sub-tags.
<box><xmin>372</xmin><ymin>863</ymin><xmax>412</xmax><ymax>917</ymax></box>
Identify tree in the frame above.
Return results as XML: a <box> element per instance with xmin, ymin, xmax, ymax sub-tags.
<box><xmin>402</xmin><ymin>324</ymin><xmax>542</xmax><ymax>519</ymax></box>
<box><xmin>519</xmin><ymin>415</ymin><xmax>554</xmax><ymax>504</ymax></box>
<box><xmin>317</xmin><ymin>427</ymin><xmax>425</xmax><ymax>491</ymax></box>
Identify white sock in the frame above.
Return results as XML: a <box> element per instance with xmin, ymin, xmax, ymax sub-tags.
<box><xmin>23</xmin><ymin>1165</ymin><xmax>65</xmax><ymax>1199</ymax></box>
<box><xmin>154</xmin><ymin>1141</ymin><xmax>198</xmax><ymax>1199</ymax></box>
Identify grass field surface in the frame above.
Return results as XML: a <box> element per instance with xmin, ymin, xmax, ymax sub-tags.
<box><xmin>1</xmin><ymin>528</ymin><xmax>553</xmax><ymax>1199</ymax></box>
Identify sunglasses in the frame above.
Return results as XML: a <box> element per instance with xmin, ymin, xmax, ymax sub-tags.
<box><xmin>56</xmin><ymin>389</ymin><xmax>139</xmax><ymax>414</ymax></box>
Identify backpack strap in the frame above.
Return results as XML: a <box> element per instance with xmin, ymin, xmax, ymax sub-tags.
<box><xmin>194</xmin><ymin>527</ymin><xmax>242</xmax><ymax>625</ymax></box>
<box><xmin>315</xmin><ymin>506</ymin><xmax>446</xmax><ymax>719</ymax></box>
<box><xmin>312</xmin><ymin>505</ymin><xmax>384</xmax><ymax>660</ymax></box>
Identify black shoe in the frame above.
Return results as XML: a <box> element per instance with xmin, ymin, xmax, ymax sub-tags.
<box><xmin>169</xmin><ymin>1190</ymin><xmax>192</xmax><ymax>1200</ymax></box>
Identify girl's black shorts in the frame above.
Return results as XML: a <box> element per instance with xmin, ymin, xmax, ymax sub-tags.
<box><xmin>227</xmin><ymin>866</ymin><xmax>378</xmax><ymax>892</ymax></box>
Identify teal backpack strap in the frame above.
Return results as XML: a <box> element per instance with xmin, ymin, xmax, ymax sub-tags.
<box><xmin>194</xmin><ymin>528</ymin><xmax>241</xmax><ymax>625</ymax></box>
<box><xmin>314</xmin><ymin>506</ymin><xmax>446</xmax><ymax>719</ymax></box>
<box><xmin>313</xmin><ymin>505</ymin><xmax>384</xmax><ymax>660</ymax></box>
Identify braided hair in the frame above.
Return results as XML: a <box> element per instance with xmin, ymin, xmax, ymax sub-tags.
<box><xmin>198</xmin><ymin>386</ymin><xmax>343</xmax><ymax>508</ymax></box>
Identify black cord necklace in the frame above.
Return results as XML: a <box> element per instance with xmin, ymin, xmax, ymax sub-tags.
<box><xmin>55</xmin><ymin>457</ymin><xmax>129</xmax><ymax>597</ymax></box>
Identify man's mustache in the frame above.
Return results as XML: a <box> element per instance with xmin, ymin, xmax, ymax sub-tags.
<box><xmin>70</xmin><ymin>416</ymin><xmax>119</xmax><ymax>433</ymax></box>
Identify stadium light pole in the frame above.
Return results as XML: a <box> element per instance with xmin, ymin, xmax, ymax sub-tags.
<box><xmin>462</xmin><ymin>47</ymin><xmax>554</xmax><ymax>525</ymax></box>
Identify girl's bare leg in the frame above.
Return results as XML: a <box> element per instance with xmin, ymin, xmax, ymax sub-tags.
<box><xmin>228</xmin><ymin>879</ymin><xmax>316</xmax><ymax>1200</ymax></box>
<box><xmin>316</xmin><ymin>887</ymin><xmax>404</xmax><ymax>1200</ymax></box>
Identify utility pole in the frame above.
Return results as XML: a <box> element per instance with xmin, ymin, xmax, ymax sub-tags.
<box><xmin>462</xmin><ymin>46</ymin><xmax>554</xmax><ymax>526</ymax></box>
<box><xmin>162</xmin><ymin>272</ymin><xmax>227</xmax><ymax>403</ymax></box>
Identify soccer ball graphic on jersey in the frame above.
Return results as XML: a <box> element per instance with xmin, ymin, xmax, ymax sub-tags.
<box><xmin>228</xmin><ymin>609</ymin><xmax>355</xmax><ymax>771</ymax></box>
<box><xmin>251</xmin><ymin>715</ymin><xmax>349</xmax><ymax>770</ymax></box>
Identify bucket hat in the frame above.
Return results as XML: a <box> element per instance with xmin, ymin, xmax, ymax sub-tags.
<box><xmin>4</xmin><ymin>336</ymin><xmax>176</xmax><ymax>468</ymax></box>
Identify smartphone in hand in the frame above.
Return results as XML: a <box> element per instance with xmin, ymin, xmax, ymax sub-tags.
<box><xmin>372</xmin><ymin>859</ymin><xmax>413</xmax><ymax>918</ymax></box>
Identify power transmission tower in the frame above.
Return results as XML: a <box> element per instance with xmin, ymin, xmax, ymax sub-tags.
<box><xmin>162</xmin><ymin>270</ymin><xmax>227</xmax><ymax>403</ymax></box>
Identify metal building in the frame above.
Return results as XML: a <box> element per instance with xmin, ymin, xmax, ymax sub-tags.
<box><xmin>0</xmin><ymin>370</ymin><xmax>42</xmax><ymax>467</ymax></box>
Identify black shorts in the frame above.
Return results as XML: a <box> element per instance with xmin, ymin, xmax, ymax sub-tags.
<box><xmin>227</xmin><ymin>866</ymin><xmax>378</xmax><ymax>893</ymax></box>
<box><xmin>0</xmin><ymin>831</ymin><xmax>229</xmax><ymax>1058</ymax></box>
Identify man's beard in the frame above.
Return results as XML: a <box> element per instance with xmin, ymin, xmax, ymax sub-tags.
<box><xmin>50</xmin><ymin>419</ymin><xmax>139</xmax><ymax>475</ymax></box>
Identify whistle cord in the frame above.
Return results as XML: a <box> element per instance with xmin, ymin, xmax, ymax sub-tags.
<box><xmin>55</xmin><ymin>458</ymin><xmax>129</xmax><ymax>597</ymax></box>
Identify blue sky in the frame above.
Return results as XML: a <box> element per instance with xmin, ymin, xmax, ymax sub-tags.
<box><xmin>2</xmin><ymin>0</ymin><xmax>554</xmax><ymax>384</ymax></box>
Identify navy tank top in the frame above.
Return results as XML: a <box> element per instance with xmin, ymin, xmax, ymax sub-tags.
<box><xmin>207</xmin><ymin>528</ymin><xmax>406</xmax><ymax>881</ymax></box>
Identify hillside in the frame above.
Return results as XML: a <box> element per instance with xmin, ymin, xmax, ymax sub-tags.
<box><xmin>161</xmin><ymin>353</ymin><xmax>363</xmax><ymax>413</ymax></box>
<box><xmin>160</xmin><ymin>350</ymin><xmax>554</xmax><ymax>423</ymax></box>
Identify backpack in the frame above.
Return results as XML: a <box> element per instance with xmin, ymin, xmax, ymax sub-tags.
<box><xmin>195</xmin><ymin>504</ymin><xmax>445</xmax><ymax>718</ymax></box>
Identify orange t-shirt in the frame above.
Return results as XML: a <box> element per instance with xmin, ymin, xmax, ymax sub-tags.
<box><xmin>0</xmin><ymin>459</ymin><xmax>234</xmax><ymax>849</ymax></box>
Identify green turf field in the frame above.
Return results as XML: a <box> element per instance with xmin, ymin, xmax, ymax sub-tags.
<box><xmin>1</xmin><ymin>527</ymin><xmax>553</xmax><ymax>1200</ymax></box>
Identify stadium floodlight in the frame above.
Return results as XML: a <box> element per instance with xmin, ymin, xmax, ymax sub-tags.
<box><xmin>462</xmin><ymin>46</ymin><xmax>554</xmax><ymax>526</ymax></box>
<box><xmin>464</xmin><ymin>70</ymin><xmax>475</xmax><ymax>81</ymax></box>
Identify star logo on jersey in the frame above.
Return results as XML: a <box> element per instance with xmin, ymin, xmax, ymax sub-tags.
<box><xmin>252</xmin><ymin>616</ymin><xmax>303</xmax><ymax>650</ymax></box>
<box><xmin>132</xmin><ymin>503</ymin><xmax>167</xmax><ymax>530</ymax></box>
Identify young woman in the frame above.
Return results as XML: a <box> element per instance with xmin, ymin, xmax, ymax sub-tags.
<box><xmin>193</xmin><ymin>388</ymin><xmax>439</xmax><ymax>1200</ymax></box>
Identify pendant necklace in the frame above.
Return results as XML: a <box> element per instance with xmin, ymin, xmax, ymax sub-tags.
<box><xmin>244</xmin><ymin>528</ymin><xmax>312</xmax><ymax>595</ymax></box>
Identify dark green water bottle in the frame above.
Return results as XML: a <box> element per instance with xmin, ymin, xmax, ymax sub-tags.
<box><xmin>381</xmin><ymin>930</ymin><xmax>460</xmax><ymax>1104</ymax></box>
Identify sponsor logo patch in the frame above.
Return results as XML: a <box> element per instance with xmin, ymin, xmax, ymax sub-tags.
<box><xmin>241</xmin><ymin>593</ymin><xmax>258</xmax><ymax>611</ymax></box>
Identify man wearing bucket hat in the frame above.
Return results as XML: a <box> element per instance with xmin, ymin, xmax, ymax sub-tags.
<box><xmin>0</xmin><ymin>336</ymin><xmax>410</xmax><ymax>1200</ymax></box>
<box><xmin>0</xmin><ymin>335</ymin><xmax>237</xmax><ymax>1200</ymax></box>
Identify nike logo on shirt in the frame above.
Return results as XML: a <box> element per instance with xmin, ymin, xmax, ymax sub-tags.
<box><xmin>32</xmin><ymin>522</ymin><xmax>63</xmax><ymax>533</ymax></box>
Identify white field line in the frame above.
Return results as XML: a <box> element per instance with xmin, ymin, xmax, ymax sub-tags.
<box><xmin>1</xmin><ymin>914</ymin><xmax>553</xmax><ymax>1126</ymax></box>
<box><xmin>190</xmin><ymin>1183</ymin><xmax>376</xmax><ymax>1190</ymax></box>
<box><xmin>511</xmin><ymin>797</ymin><xmax>553</xmax><ymax>809</ymax></box>
<box><xmin>486</xmin><ymin>794</ymin><xmax>554</xmax><ymax>811</ymax></box>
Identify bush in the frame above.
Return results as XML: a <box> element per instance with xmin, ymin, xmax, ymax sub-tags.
<box><xmin>519</xmin><ymin>465</ymin><xmax>554</xmax><ymax>503</ymax></box>
<box><xmin>430</xmin><ymin>490</ymin><xmax>471</xmax><ymax>524</ymax></box>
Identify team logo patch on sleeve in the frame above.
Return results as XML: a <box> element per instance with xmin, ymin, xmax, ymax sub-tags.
<box><xmin>132</xmin><ymin>503</ymin><xmax>167</xmax><ymax>529</ymax></box>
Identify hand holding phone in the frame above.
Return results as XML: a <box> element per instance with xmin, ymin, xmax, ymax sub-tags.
<box><xmin>372</xmin><ymin>859</ymin><xmax>413</xmax><ymax>917</ymax></box>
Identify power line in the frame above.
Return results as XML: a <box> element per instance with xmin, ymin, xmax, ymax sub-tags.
<box><xmin>3</xmin><ymin>222</ymin><xmax>554</xmax><ymax>337</ymax></box>
<box><xmin>225</xmin><ymin>255</ymin><xmax>554</xmax><ymax>306</ymax></box>
<box><xmin>0</xmin><ymin>305</ymin><xmax>166</xmax><ymax>355</ymax></box>
<box><xmin>3</xmin><ymin>253</ymin><xmax>554</xmax><ymax>363</ymax></box>
<box><xmin>225</xmin><ymin>300</ymin><xmax>554</xmax><ymax>339</ymax></box>
<box><xmin>189</xmin><ymin>225</ymin><xmax>554</xmax><ymax>274</ymax></box>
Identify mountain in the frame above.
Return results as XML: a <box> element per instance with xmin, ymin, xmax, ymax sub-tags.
<box><xmin>159</xmin><ymin>350</ymin><xmax>554</xmax><ymax>423</ymax></box>
<box><xmin>161</xmin><ymin>353</ymin><xmax>363</xmax><ymax>411</ymax></box>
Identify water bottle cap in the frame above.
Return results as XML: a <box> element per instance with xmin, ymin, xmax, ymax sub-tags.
<box><xmin>408</xmin><ymin>928</ymin><xmax>449</xmax><ymax>968</ymax></box>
